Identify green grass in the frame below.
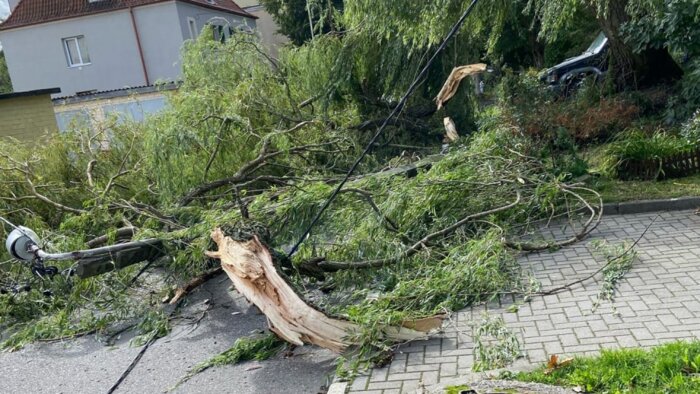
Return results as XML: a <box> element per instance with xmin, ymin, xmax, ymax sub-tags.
<box><xmin>582</xmin><ymin>143</ymin><xmax>700</xmax><ymax>203</ymax></box>
<box><xmin>515</xmin><ymin>341</ymin><xmax>700</xmax><ymax>393</ymax></box>
<box><xmin>590</xmin><ymin>174</ymin><xmax>700</xmax><ymax>203</ymax></box>
<box><xmin>444</xmin><ymin>385</ymin><xmax>472</xmax><ymax>394</ymax></box>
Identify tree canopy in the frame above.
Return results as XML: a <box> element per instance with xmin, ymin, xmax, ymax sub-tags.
<box><xmin>0</xmin><ymin>51</ymin><xmax>11</xmax><ymax>93</ymax></box>
<box><xmin>260</xmin><ymin>0</ymin><xmax>343</xmax><ymax>45</ymax></box>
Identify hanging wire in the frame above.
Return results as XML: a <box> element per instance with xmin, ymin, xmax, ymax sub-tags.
<box><xmin>286</xmin><ymin>0</ymin><xmax>483</xmax><ymax>258</ymax></box>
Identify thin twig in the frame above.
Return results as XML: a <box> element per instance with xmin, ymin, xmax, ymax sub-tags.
<box><xmin>339</xmin><ymin>188</ymin><xmax>399</xmax><ymax>232</ymax></box>
<box><xmin>168</xmin><ymin>267</ymin><xmax>223</xmax><ymax>305</ymax></box>
<box><xmin>305</xmin><ymin>190</ymin><xmax>521</xmax><ymax>272</ymax></box>
<box><xmin>506</xmin><ymin>185</ymin><xmax>603</xmax><ymax>251</ymax></box>
<box><xmin>536</xmin><ymin>214</ymin><xmax>658</xmax><ymax>296</ymax></box>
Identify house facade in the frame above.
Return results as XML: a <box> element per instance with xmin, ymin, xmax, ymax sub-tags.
<box><xmin>0</xmin><ymin>0</ymin><xmax>257</xmax><ymax>97</ymax></box>
<box><xmin>235</xmin><ymin>0</ymin><xmax>287</xmax><ymax>57</ymax></box>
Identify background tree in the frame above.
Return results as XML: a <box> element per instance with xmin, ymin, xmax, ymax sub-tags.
<box><xmin>0</xmin><ymin>51</ymin><xmax>11</xmax><ymax>93</ymax></box>
<box><xmin>528</xmin><ymin>0</ymin><xmax>683</xmax><ymax>88</ymax></box>
<box><xmin>260</xmin><ymin>0</ymin><xmax>343</xmax><ymax>45</ymax></box>
<box><xmin>623</xmin><ymin>0</ymin><xmax>700</xmax><ymax>119</ymax></box>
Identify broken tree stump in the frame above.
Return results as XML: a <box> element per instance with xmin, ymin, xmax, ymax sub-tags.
<box><xmin>206</xmin><ymin>228</ymin><xmax>443</xmax><ymax>353</ymax></box>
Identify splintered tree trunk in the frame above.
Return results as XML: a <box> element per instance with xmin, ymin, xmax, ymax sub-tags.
<box><xmin>596</xmin><ymin>0</ymin><xmax>682</xmax><ymax>88</ymax></box>
<box><xmin>206</xmin><ymin>229</ymin><xmax>443</xmax><ymax>353</ymax></box>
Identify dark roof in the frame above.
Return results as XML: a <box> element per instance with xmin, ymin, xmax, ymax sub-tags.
<box><xmin>0</xmin><ymin>87</ymin><xmax>61</xmax><ymax>100</ymax></box>
<box><xmin>52</xmin><ymin>81</ymin><xmax>180</xmax><ymax>103</ymax></box>
<box><xmin>0</xmin><ymin>0</ymin><xmax>255</xmax><ymax>31</ymax></box>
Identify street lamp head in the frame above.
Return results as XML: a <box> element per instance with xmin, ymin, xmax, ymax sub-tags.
<box><xmin>5</xmin><ymin>226</ymin><xmax>40</xmax><ymax>262</ymax></box>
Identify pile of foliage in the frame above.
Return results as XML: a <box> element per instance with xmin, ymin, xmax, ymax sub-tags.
<box><xmin>0</xmin><ymin>25</ymin><xmax>603</xmax><ymax>368</ymax></box>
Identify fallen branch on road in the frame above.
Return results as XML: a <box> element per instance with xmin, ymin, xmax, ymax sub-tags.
<box><xmin>536</xmin><ymin>214</ymin><xmax>657</xmax><ymax>296</ymax></box>
<box><xmin>168</xmin><ymin>267</ymin><xmax>223</xmax><ymax>305</ymax></box>
<box><xmin>206</xmin><ymin>229</ymin><xmax>443</xmax><ymax>352</ymax></box>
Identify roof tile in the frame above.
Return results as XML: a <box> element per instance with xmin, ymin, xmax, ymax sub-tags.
<box><xmin>0</xmin><ymin>0</ymin><xmax>255</xmax><ymax>30</ymax></box>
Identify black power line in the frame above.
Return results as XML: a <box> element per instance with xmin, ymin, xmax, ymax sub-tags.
<box><xmin>287</xmin><ymin>0</ymin><xmax>482</xmax><ymax>258</ymax></box>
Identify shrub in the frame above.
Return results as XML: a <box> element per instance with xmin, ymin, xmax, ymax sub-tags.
<box><xmin>552</xmin><ymin>97</ymin><xmax>641</xmax><ymax>142</ymax></box>
<box><xmin>681</xmin><ymin>110</ymin><xmax>700</xmax><ymax>145</ymax></box>
<box><xmin>601</xmin><ymin>129</ymin><xmax>696</xmax><ymax>179</ymax></box>
<box><xmin>498</xmin><ymin>72</ymin><xmax>641</xmax><ymax>144</ymax></box>
<box><xmin>664</xmin><ymin>60</ymin><xmax>700</xmax><ymax>123</ymax></box>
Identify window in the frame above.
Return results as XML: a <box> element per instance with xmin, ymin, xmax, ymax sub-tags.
<box><xmin>188</xmin><ymin>18</ymin><xmax>198</xmax><ymax>39</ymax></box>
<box><xmin>212</xmin><ymin>24</ymin><xmax>227</xmax><ymax>43</ymax></box>
<box><xmin>62</xmin><ymin>36</ymin><xmax>90</xmax><ymax>67</ymax></box>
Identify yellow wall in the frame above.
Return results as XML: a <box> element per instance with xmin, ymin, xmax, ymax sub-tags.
<box><xmin>0</xmin><ymin>95</ymin><xmax>58</xmax><ymax>141</ymax></box>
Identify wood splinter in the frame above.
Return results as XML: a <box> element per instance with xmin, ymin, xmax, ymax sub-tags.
<box><xmin>206</xmin><ymin>228</ymin><xmax>444</xmax><ymax>353</ymax></box>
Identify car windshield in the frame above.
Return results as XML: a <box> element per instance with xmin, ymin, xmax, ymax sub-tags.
<box><xmin>585</xmin><ymin>32</ymin><xmax>607</xmax><ymax>54</ymax></box>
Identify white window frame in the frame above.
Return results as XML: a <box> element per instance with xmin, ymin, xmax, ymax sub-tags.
<box><xmin>188</xmin><ymin>17</ymin><xmax>198</xmax><ymax>39</ymax></box>
<box><xmin>62</xmin><ymin>36</ymin><xmax>91</xmax><ymax>67</ymax></box>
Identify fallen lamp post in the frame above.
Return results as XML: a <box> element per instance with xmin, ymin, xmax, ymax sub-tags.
<box><xmin>5</xmin><ymin>226</ymin><xmax>164</xmax><ymax>279</ymax></box>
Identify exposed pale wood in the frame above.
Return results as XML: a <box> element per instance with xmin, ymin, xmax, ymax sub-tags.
<box><xmin>443</xmin><ymin>117</ymin><xmax>460</xmax><ymax>142</ymax></box>
<box><xmin>436</xmin><ymin>63</ymin><xmax>487</xmax><ymax>110</ymax></box>
<box><xmin>206</xmin><ymin>230</ymin><xmax>443</xmax><ymax>353</ymax></box>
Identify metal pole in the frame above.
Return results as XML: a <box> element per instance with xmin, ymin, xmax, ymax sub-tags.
<box><xmin>32</xmin><ymin>239</ymin><xmax>162</xmax><ymax>261</ymax></box>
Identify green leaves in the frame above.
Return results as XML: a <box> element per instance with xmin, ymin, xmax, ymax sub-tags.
<box><xmin>589</xmin><ymin>240</ymin><xmax>637</xmax><ymax>313</ymax></box>
<box><xmin>473</xmin><ymin>314</ymin><xmax>522</xmax><ymax>371</ymax></box>
<box><xmin>0</xmin><ymin>51</ymin><xmax>10</xmax><ymax>94</ymax></box>
<box><xmin>624</xmin><ymin>0</ymin><xmax>700</xmax><ymax>56</ymax></box>
<box><xmin>517</xmin><ymin>341</ymin><xmax>700</xmax><ymax>393</ymax></box>
<box><xmin>172</xmin><ymin>333</ymin><xmax>284</xmax><ymax>388</ymax></box>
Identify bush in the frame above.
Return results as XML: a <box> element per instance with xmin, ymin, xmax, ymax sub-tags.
<box><xmin>552</xmin><ymin>96</ymin><xmax>641</xmax><ymax>142</ymax></box>
<box><xmin>498</xmin><ymin>72</ymin><xmax>641</xmax><ymax>144</ymax></box>
<box><xmin>681</xmin><ymin>110</ymin><xmax>700</xmax><ymax>145</ymax></box>
<box><xmin>666</xmin><ymin>64</ymin><xmax>700</xmax><ymax>123</ymax></box>
<box><xmin>601</xmin><ymin>129</ymin><xmax>696</xmax><ymax>180</ymax></box>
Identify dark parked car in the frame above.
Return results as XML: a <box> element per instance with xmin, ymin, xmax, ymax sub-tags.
<box><xmin>541</xmin><ymin>32</ymin><xmax>609</xmax><ymax>93</ymax></box>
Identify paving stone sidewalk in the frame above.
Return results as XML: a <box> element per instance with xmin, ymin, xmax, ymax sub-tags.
<box><xmin>348</xmin><ymin>209</ymin><xmax>700</xmax><ymax>393</ymax></box>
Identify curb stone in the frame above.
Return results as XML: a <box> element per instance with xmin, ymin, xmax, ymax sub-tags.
<box><xmin>603</xmin><ymin>196</ymin><xmax>700</xmax><ymax>215</ymax></box>
<box><xmin>327</xmin><ymin>381</ymin><xmax>348</xmax><ymax>394</ymax></box>
<box><xmin>327</xmin><ymin>370</ymin><xmax>572</xmax><ymax>394</ymax></box>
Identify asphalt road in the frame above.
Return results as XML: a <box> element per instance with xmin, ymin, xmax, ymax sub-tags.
<box><xmin>0</xmin><ymin>273</ymin><xmax>336</xmax><ymax>394</ymax></box>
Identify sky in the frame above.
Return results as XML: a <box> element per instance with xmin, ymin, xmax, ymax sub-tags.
<box><xmin>0</xmin><ymin>0</ymin><xmax>7</xmax><ymax>50</ymax></box>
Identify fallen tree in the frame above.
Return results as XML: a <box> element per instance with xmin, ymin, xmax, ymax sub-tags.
<box><xmin>207</xmin><ymin>230</ymin><xmax>443</xmax><ymax>352</ymax></box>
<box><xmin>0</xmin><ymin>116</ymin><xmax>603</xmax><ymax>358</ymax></box>
<box><xmin>0</xmin><ymin>32</ymin><xmax>604</xmax><ymax>369</ymax></box>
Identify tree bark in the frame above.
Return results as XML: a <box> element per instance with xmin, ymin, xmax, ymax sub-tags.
<box><xmin>596</xmin><ymin>0</ymin><xmax>682</xmax><ymax>88</ymax></box>
<box><xmin>206</xmin><ymin>230</ymin><xmax>443</xmax><ymax>353</ymax></box>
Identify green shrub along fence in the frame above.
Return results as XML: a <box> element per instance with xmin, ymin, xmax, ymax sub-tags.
<box><xmin>618</xmin><ymin>148</ymin><xmax>700</xmax><ymax>180</ymax></box>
